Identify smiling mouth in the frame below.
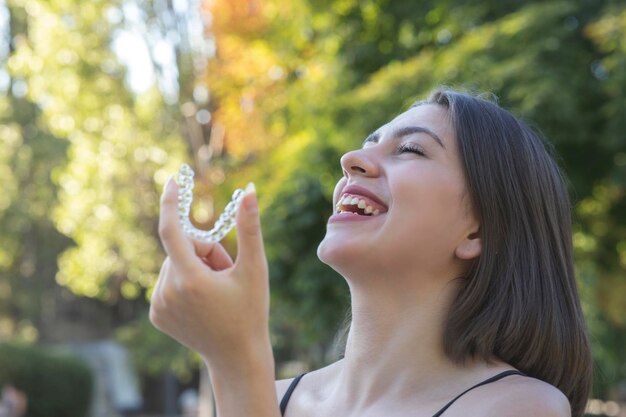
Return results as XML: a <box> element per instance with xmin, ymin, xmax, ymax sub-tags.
<box><xmin>335</xmin><ymin>194</ymin><xmax>386</xmax><ymax>216</ymax></box>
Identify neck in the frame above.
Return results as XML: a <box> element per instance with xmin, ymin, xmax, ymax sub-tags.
<box><xmin>336</xmin><ymin>273</ymin><xmax>464</xmax><ymax>407</ymax></box>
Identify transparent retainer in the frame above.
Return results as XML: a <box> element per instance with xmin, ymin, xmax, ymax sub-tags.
<box><xmin>177</xmin><ymin>163</ymin><xmax>244</xmax><ymax>243</ymax></box>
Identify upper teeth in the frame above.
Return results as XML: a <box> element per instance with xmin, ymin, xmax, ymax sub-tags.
<box><xmin>336</xmin><ymin>195</ymin><xmax>382</xmax><ymax>216</ymax></box>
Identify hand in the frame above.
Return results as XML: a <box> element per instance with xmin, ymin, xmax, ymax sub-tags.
<box><xmin>150</xmin><ymin>177</ymin><xmax>271</xmax><ymax>371</ymax></box>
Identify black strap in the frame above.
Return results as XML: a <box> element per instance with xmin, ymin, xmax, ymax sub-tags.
<box><xmin>279</xmin><ymin>369</ymin><xmax>524</xmax><ymax>417</ymax></box>
<box><xmin>432</xmin><ymin>370</ymin><xmax>526</xmax><ymax>417</ymax></box>
<box><xmin>279</xmin><ymin>373</ymin><xmax>307</xmax><ymax>416</ymax></box>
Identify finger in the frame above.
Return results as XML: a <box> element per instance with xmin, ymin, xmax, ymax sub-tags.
<box><xmin>150</xmin><ymin>257</ymin><xmax>170</xmax><ymax>327</ymax></box>
<box><xmin>234</xmin><ymin>183</ymin><xmax>267</xmax><ymax>274</ymax></box>
<box><xmin>158</xmin><ymin>176</ymin><xmax>203</xmax><ymax>274</ymax></box>
<box><xmin>152</xmin><ymin>257</ymin><xmax>170</xmax><ymax>305</ymax></box>
<box><xmin>193</xmin><ymin>240</ymin><xmax>233</xmax><ymax>271</ymax></box>
<box><xmin>193</xmin><ymin>240</ymin><xmax>233</xmax><ymax>265</ymax></box>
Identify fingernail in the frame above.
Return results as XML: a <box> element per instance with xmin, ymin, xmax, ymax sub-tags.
<box><xmin>164</xmin><ymin>175</ymin><xmax>178</xmax><ymax>192</ymax></box>
<box><xmin>164</xmin><ymin>176</ymin><xmax>173</xmax><ymax>190</ymax></box>
<box><xmin>243</xmin><ymin>182</ymin><xmax>258</xmax><ymax>212</ymax></box>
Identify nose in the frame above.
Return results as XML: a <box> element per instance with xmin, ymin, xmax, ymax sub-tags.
<box><xmin>340</xmin><ymin>148</ymin><xmax>380</xmax><ymax>178</ymax></box>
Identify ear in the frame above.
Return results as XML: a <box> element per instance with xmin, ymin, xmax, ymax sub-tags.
<box><xmin>455</xmin><ymin>227</ymin><xmax>481</xmax><ymax>260</ymax></box>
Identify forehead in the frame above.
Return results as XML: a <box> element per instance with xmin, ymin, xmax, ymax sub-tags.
<box><xmin>383</xmin><ymin>104</ymin><xmax>455</xmax><ymax>148</ymax></box>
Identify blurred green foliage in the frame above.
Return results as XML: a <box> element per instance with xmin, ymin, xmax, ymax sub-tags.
<box><xmin>0</xmin><ymin>0</ymin><xmax>624</xmax><ymax>401</ymax></box>
<box><xmin>0</xmin><ymin>343</ymin><xmax>93</xmax><ymax>417</ymax></box>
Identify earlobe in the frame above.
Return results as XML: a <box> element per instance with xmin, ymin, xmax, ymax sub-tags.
<box><xmin>455</xmin><ymin>229</ymin><xmax>482</xmax><ymax>260</ymax></box>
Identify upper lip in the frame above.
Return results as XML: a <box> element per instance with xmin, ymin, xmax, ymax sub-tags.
<box><xmin>339</xmin><ymin>184</ymin><xmax>388</xmax><ymax>210</ymax></box>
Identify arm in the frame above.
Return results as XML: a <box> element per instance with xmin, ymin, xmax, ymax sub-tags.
<box><xmin>208</xmin><ymin>348</ymin><xmax>279</xmax><ymax>417</ymax></box>
<box><xmin>151</xmin><ymin>178</ymin><xmax>280</xmax><ymax>417</ymax></box>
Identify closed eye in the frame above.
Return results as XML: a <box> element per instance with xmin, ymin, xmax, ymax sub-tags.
<box><xmin>398</xmin><ymin>143</ymin><xmax>426</xmax><ymax>156</ymax></box>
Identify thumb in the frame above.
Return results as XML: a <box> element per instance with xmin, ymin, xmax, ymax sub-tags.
<box><xmin>234</xmin><ymin>182</ymin><xmax>267</xmax><ymax>274</ymax></box>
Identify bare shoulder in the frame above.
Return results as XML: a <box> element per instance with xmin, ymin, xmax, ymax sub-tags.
<box><xmin>478</xmin><ymin>375</ymin><xmax>571</xmax><ymax>417</ymax></box>
<box><xmin>275</xmin><ymin>360</ymin><xmax>343</xmax><ymax>405</ymax></box>
<box><xmin>275</xmin><ymin>376</ymin><xmax>296</xmax><ymax>403</ymax></box>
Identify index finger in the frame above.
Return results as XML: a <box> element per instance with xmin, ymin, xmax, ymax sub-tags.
<box><xmin>158</xmin><ymin>176</ymin><xmax>203</xmax><ymax>274</ymax></box>
<box><xmin>193</xmin><ymin>240</ymin><xmax>234</xmax><ymax>271</ymax></box>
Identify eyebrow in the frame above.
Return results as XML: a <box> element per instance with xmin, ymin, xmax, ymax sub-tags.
<box><xmin>362</xmin><ymin>126</ymin><xmax>445</xmax><ymax>149</ymax></box>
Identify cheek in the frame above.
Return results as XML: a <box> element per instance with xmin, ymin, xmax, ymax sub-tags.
<box><xmin>398</xmin><ymin>165</ymin><xmax>465</xmax><ymax>214</ymax></box>
<box><xmin>332</xmin><ymin>177</ymin><xmax>347</xmax><ymax>206</ymax></box>
<box><xmin>387</xmin><ymin>173</ymin><xmax>467</xmax><ymax>253</ymax></box>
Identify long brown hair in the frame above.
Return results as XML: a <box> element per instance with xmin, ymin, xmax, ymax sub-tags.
<box><xmin>413</xmin><ymin>89</ymin><xmax>592</xmax><ymax>417</ymax></box>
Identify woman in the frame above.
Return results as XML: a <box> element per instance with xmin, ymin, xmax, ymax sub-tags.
<box><xmin>150</xmin><ymin>88</ymin><xmax>593</xmax><ymax>417</ymax></box>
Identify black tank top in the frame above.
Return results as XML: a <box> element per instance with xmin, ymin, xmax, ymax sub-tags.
<box><xmin>279</xmin><ymin>369</ymin><xmax>525</xmax><ymax>416</ymax></box>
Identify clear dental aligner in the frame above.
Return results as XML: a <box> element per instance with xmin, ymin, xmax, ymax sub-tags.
<box><xmin>177</xmin><ymin>163</ymin><xmax>244</xmax><ymax>243</ymax></box>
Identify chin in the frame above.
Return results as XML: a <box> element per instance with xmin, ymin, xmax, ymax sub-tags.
<box><xmin>316</xmin><ymin>238</ymin><xmax>335</xmax><ymax>266</ymax></box>
<box><xmin>317</xmin><ymin>233</ymin><xmax>369</xmax><ymax>275</ymax></box>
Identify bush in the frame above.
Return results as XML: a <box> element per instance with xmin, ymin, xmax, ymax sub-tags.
<box><xmin>0</xmin><ymin>343</ymin><xmax>93</xmax><ymax>417</ymax></box>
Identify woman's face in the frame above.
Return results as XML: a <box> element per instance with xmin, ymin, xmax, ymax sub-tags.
<box><xmin>317</xmin><ymin>104</ymin><xmax>480</xmax><ymax>282</ymax></box>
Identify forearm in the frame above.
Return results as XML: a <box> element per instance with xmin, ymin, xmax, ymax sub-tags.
<box><xmin>207</xmin><ymin>343</ymin><xmax>281</xmax><ymax>417</ymax></box>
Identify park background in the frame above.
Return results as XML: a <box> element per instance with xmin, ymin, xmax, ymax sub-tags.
<box><xmin>0</xmin><ymin>0</ymin><xmax>625</xmax><ymax>415</ymax></box>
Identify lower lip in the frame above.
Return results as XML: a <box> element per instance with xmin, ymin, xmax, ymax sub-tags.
<box><xmin>327</xmin><ymin>212</ymin><xmax>383</xmax><ymax>224</ymax></box>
